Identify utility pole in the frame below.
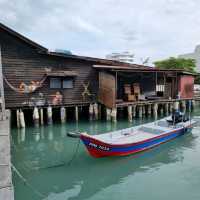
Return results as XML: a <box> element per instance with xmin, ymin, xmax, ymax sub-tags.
<box><xmin>0</xmin><ymin>45</ymin><xmax>6</xmax><ymax>120</ymax></box>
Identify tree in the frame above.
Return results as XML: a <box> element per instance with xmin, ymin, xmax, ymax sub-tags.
<box><xmin>154</xmin><ymin>57</ymin><xmax>196</xmax><ymax>73</ymax></box>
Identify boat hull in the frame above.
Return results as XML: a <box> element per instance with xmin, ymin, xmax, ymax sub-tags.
<box><xmin>80</xmin><ymin>125</ymin><xmax>192</xmax><ymax>158</ymax></box>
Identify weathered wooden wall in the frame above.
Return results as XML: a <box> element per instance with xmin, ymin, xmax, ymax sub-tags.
<box><xmin>0</xmin><ymin>28</ymin><xmax>98</xmax><ymax>108</ymax></box>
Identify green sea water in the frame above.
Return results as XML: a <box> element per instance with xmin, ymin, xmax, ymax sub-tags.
<box><xmin>11</xmin><ymin>108</ymin><xmax>200</xmax><ymax>200</ymax></box>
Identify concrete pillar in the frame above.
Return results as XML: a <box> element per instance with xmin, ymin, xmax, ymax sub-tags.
<box><xmin>128</xmin><ymin>106</ymin><xmax>132</xmax><ymax>122</ymax></box>
<box><xmin>40</xmin><ymin>108</ymin><xmax>44</xmax><ymax>125</ymax></box>
<box><xmin>33</xmin><ymin>107</ymin><xmax>39</xmax><ymax>127</ymax></box>
<box><xmin>60</xmin><ymin>107</ymin><xmax>66</xmax><ymax>123</ymax></box>
<box><xmin>93</xmin><ymin>103</ymin><xmax>98</xmax><ymax>120</ymax></box>
<box><xmin>47</xmin><ymin>106</ymin><xmax>53</xmax><ymax>125</ymax></box>
<box><xmin>153</xmin><ymin>103</ymin><xmax>158</xmax><ymax>120</ymax></box>
<box><xmin>111</xmin><ymin>108</ymin><xmax>117</xmax><ymax>123</ymax></box>
<box><xmin>89</xmin><ymin>104</ymin><xmax>94</xmax><ymax>121</ymax></box>
<box><xmin>75</xmin><ymin>106</ymin><xmax>79</xmax><ymax>121</ymax></box>
<box><xmin>106</xmin><ymin>108</ymin><xmax>111</xmax><ymax>121</ymax></box>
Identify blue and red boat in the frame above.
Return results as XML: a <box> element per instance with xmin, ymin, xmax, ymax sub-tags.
<box><xmin>80</xmin><ymin>117</ymin><xmax>196</xmax><ymax>158</ymax></box>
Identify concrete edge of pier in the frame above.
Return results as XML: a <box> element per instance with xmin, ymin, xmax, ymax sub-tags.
<box><xmin>0</xmin><ymin>110</ymin><xmax>14</xmax><ymax>200</ymax></box>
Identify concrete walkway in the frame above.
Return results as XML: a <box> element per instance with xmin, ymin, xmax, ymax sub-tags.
<box><xmin>0</xmin><ymin>112</ymin><xmax>14</xmax><ymax>200</ymax></box>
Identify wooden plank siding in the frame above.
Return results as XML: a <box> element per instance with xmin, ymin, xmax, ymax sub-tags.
<box><xmin>0</xmin><ymin>28</ymin><xmax>99</xmax><ymax>108</ymax></box>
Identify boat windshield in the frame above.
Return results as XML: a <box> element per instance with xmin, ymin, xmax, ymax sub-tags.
<box><xmin>138</xmin><ymin>126</ymin><xmax>165</xmax><ymax>134</ymax></box>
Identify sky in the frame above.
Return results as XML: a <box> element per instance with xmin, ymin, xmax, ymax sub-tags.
<box><xmin>0</xmin><ymin>0</ymin><xmax>200</xmax><ymax>65</ymax></box>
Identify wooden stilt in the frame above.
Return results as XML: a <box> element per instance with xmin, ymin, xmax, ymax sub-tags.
<box><xmin>147</xmin><ymin>104</ymin><xmax>151</xmax><ymax>116</ymax></box>
<box><xmin>60</xmin><ymin>107</ymin><xmax>66</xmax><ymax>123</ymax></box>
<box><xmin>106</xmin><ymin>108</ymin><xmax>111</xmax><ymax>121</ymax></box>
<box><xmin>19</xmin><ymin>109</ymin><xmax>25</xmax><ymax>128</ymax></box>
<box><xmin>47</xmin><ymin>106</ymin><xmax>53</xmax><ymax>125</ymax></box>
<box><xmin>153</xmin><ymin>103</ymin><xmax>158</xmax><ymax>120</ymax></box>
<box><xmin>169</xmin><ymin>103</ymin><xmax>173</xmax><ymax>113</ymax></box>
<box><xmin>181</xmin><ymin>101</ymin><xmax>186</xmax><ymax>113</ymax></box>
<box><xmin>164</xmin><ymin>103</ymin><xmax>169</xmax><ymax>115</ymax></box>
<box><xmin>173</xmin><ymin>101</ymin><xmax>179</xmax><ymax>110</ymax></box>
<box><xmin>93</xmin><ymin>103</ymin><xmax>98</xmax><ymax>120</ymax></box>
<box><xmin>16</xmin><ymin>109</ymin><xmax>20</xmax><ymax>128</ymax></box>
<box><xmin>132</xmin><ymin>105</ymin><xmax>136</xmax><ymax>118</ymax></box>
<box><xmin>192</xmin><ymin>100</ymin><xmax>195</xmax><ymax>110</ymax></box>
<box><xmin>40</xmin><ymin>108</ymin><xmax>44</xmax><ymax>125</ymax></box>
<box><xmin>33</xmin><ymin>107</ymin><xmax>39</xmax><ymax>127</ymax></box>
<box><xmin>128</xmin><ymin>106</ymin><xmax>132</xmax><ymax>122</ymax></box>
<box><xmin>111</xmin><ymin>108</ymin><xmax>117</xmax><ymax>123</ymax></box>
<box><xmin>89</xmin><ymin>104</ymin><xmax>93</xmax><ymax>121</ymax></box>
<box><xmin>138</xmin><ymin>106</ymin><xmax>142</xmax><ymax>118</ymax></box>
<box><xmin>75</xmin><ymin>106</ymin><xmax>79</xmax><ymax>121</ymax></box>
<box><xmin>142</xmin><ymin>105</ymin><xmax>145</xmax><ymax>116</ymax></box>
<box><xmin>98</xmin><ymin>104</ymin><xmax>102</xmax><ymax>120</ymax></box>
<box><xmin>160</xmin><ymin>104</ymin><xmax>164</xmax><ymax>116</ymax></box>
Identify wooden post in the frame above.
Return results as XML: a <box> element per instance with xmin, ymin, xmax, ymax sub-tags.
<box><xmin>128</xmin><ymin>106</ymin><xmax>132</xmax><ymax>122</ymax></box>
<box><xmin>75</xmin><ymin>106</ymin><xmax>79</xmax><ymax>121</ymax></box>
<box><xmin>60</xmin><ymin>107</ymin><xmax>66</xmax><ymax>123</ymax></box>
<box><xmin>169</xmin><ymin>103</ymin><xmax>173</xmax><ymax>113</ymax></box>
<box><xmin>132</xmin><ymin>105</ymin><xmax>136</xmax><ymax>118</ymax></box>
<box><xmin>33</xmin><ymin>107</ymin><xmax>39</xmax><ymax>127</ymax></box>
<box><xmin>160</xmin><ymin>104</ymin><xmax>164</xmax><ymax>116</ymax></box>
<box><xmin>98</xmin><ymin>104</ymin><xmax>102</xmax><ymax>120</ymax></box>
<box><xmin>147</xmin><ymin>104</ymin><xmax>151</xmax><ymax>116</ymax></box>
<box><xmin>181</xmin><ymin>101</ymin><xmax>186</xmax><ymax>113</ymax></box>
<box><xmin>173</xmin><ymin>101</ymin><xmax>179</xmax><ymax>110</ymax></box>
<box><xmin>40</xmin><ymin>108</ymin><xmax>44</xmax><ymax>125</ymax></box>
<box><xmin>164</xmin><ymin>103</ymin><xmax>169</xmax><ymax>115</ymax></box>
<box><xmin>106</xmin><ymin>108</ymin><xmax>111</xmax><ymax>121</ymax></box>
<box><xmin>89</xmin><ymin>104</ymin><xmax>93</xmax><ymax>121</ymax></box>
<box><xmin>192</xmin><ymin>100</ymin><xmax>195</xmax><ymax>110</ymax></box>
<box><xmin>111</xmin><ymin>108</ymin><xmax>117</xmax><ymax>123</ymax></box>
<box><xmin>47</xmin><ymin>106</ymin><xmax>53</xmax><ymax>125</ymax></box>
<box><xmin>16</xmin><ymin>109</ymin><xmax>20</xmax><ymax>128</ymax></box>
<box><xmin>93</xmin><ymin>103</ymin><xmax>98</xmax><ymax>120</ymax></box>
<box><xmin>153</xmin><ymin>103</ymin><xmax>158</xmax><ymax>120</ymax></box>
<box><xmin>19</xmin><ymin>109</ymin><xmax>25</xmax><ymax>128</ymax></box>
<box><xmin>138</xmin><ymin>106</ymin><xmax>142</xmax><ymax>118</ymax></box>
<box><xmin>142</xmin><ymin>105</ymin><xmax>146</xmax><ymax>117</ymax></box>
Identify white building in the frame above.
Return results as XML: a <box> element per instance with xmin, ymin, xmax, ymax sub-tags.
<box><xmin>106</xmin><ymin>51</ymin><xmax>134</xmax><ymax>63</ymax></box>
<box><xmin>179</xmin><ymin>45</ymin><xmax>200</xmax><ymax>72</ymax></box>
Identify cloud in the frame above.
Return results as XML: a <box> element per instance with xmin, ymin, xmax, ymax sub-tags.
<box><xmin>1</xmin><ymin>0</ymin><xmax>200</xmax><ymax>64</ymax></box>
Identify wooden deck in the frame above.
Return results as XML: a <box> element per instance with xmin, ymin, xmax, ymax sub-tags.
<box><xmin>0</xmin><ymin>111</ymin><xmax>14</xmax><ymax>200</ymax></box>
<box><xmin>116</xmin><ymin>98</ymin><xmax>194</xmax><ymax>108</ymax></box>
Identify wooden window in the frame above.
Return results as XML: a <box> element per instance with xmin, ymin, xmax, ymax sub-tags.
<box><xmin>50</xmin><ymin>78</ymin><xmax>61</xmax><ymax>89</ymax></box>
<box><xmin>62</xmin><ymin>78</ymin><xmax>73</xmax><ymax>89</ymax></box>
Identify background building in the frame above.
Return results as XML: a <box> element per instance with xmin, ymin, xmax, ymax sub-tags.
<box><xmin>179</xmin><ymin>45</ymin><xmax>200</xmax><ymax>72</ymax></box>
<box><xmin>106</xmin><ymin>51</ymin><xmax>134</xmax><ymax>63</ymax></box>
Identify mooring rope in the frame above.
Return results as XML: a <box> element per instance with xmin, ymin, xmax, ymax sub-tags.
<box><xmin>11</xmin><ymin>164</ymin><xmax>46</xmax><ymax>198</ymax></box>
<box><xmin>66</xmin><ymin>138</ymin><xmax>81</xmax><ymax>166</ymax></box>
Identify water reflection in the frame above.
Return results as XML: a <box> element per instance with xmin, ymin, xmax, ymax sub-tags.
<box><xmin>11</xmin><ymin>119</ymin><xmax>197</xmax><ymax>200</ymax></box>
